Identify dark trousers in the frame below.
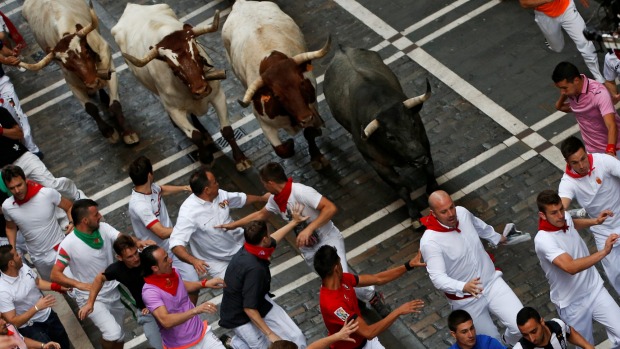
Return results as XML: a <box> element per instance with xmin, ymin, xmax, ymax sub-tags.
<box><xmin>19</xmin><ymin>311</ymin><xmax>70</xmax><ymax>349</ymax></box>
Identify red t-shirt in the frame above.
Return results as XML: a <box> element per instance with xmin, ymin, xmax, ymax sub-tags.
<box><xmin>319</xmin><ymin>273</ymin><xmax>366</xmax><ymax>349</ymax></box>
<box><xmin>536</xmin><ymin>0</ymin><xmax>569</xmax><ymax>17</ymax></box>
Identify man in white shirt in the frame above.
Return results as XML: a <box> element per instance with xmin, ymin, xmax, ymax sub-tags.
<box><xmin>50</xmin><ymin>199</ymin><xmax>152</xmax><ymax>349</ymax></box>
<box><xmin>1</xmin><ymin>165</ymin><xmax>73</xmax><ymax>281</ymax></box>
<box><xmin>558</xmin><ymin>136</ymin><xmax>620</xmax><ymax>294</ymax></box>
<box><xmin>603</xmin><ymin>50</ymin><xmax>620</xmax><ymax>104</ymax></box>
<box><xmin>0</xmin><ymin>245</ymin><xmax>69</xmax><ymax>349</ymax></box>
<box><xmin>513</xmin><ymin>306</ymin><xmax>593</xmax><ymax>349</ymax></box>
<box><xmin>535</xmin><ymin>189</ymin><xmax>620</xmax><ymax>346</ymax></box>
<box><xmin>216</xmin><ymin>162</ymin><xmax>382</xmax><ymax>315</ymax></box>
<box><xmin>128</xmin><ymin>156</ymin><xmax>196</xmax><ymax>281</ymax></box>
<box><xmin>419</xmin><ymin>190</ymin><xmax>522</xmax><ymax>346</ymax></box>
<box><xmin>169</xmin><ymin>166</ymin><xmax>268</xmax><ymax>283</ymax></box>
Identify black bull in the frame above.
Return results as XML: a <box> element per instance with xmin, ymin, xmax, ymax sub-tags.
<box><xmin>324</xmin><ymin>46</ymin><xmax>438</xmax><ymax>227</ymax></box>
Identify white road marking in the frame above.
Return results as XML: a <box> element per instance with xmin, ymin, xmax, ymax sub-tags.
<box><xmin>401</xmin><ymin>0</ymin><xmax>472</xmax><ymax>36</ymax></box>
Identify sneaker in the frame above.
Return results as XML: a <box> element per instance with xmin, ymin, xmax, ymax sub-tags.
<box><xmin>502</xmin><ymin>223</ymin><xmax>531</xmax><ymax>245</ymax></box>
<box><xmin>219</xmin><ymin>334</ymin><xmax>233</xmax><ymax>349</ymax></box>
<box><xmin>368</xmin><ymin>292</ymin><xmax>391</xmax><ymax>318</ymax></box>
<box><xmin>567</xmin><ymin>208</ymin><xmax>587</xmax><ymax>218</ymax></box>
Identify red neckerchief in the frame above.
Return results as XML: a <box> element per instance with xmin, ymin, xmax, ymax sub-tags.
<box><xmin>14</xmin><ymin>180</ymin><xmax>43</xmax><ymax>205</ymax></box>
<box><xmin>565</xmin><ymin>154</ymin><xmax>595</xmax><ymax>178</ymax></box>
<box><xmin>244</xmin><ymin>242</ymin><xmax>275</xmax><ymax>261</ymax></box>
<box><xmin>421</xmin><ymin>214</ymin><xmax>460</xmax><ymax>232</ymax></box>
<box><xmin>538</xmin><ymin>218</ymin><xmax>568</xmax><ymax>232</ymax></box>
<box><xmin>144</xmin><ymin>268</ymin><xmax>179</xmax><ymax>296</ymax></box>
<box><xmin>273</xmin><ymin>178</ymin><xmax>293</xmax><ymax>213</ymax></box>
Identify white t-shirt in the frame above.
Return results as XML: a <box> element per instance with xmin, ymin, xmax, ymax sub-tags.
<box><xmin>420</xmin><ymin>206</ymin><xmax>502</xmax><ymax>297</ymax></box>
<box><xmin>169</xmin><ymin>190</ymin><xmax>246</xmax><ymax>262</ymax></box>
<box><xmin>535</xmin><ymin>213</ymin><xmax>604</xmax><ymax>308</ymax></box>
<box><xmin>558</xmin><ymin>153</ymin><xmax>620</xmax><ymax>247</ymax></box>
<box><xmin>55</xmin><ymin>222</ymin><xmax>120</xmax><ymax>302</ymax></box>
<box><xmin>264</xmin><ymin>182</ymin><xmax>339</xmax><ymax>238</ymax></box>
<box><xmin>513</xmin><ymin>318</ymin><xmax>570</xmax><ymax>349</ymax></box>
<box><xmin>604</xmin><ymin>52</ymin><xmax>620</xmax><ymax>82</ymax></box>
<box><xmin>0</xmin><ymin>265</ymin><xmax>51</xmax><ymax>328</ymax></box>
<box><xmin>2</xmin><ymin>187</ymin><xmax>64</xmax><ymax>257</ymax></box>
<box><xmin>128</xmin><ymin>183</ymin><xmax>172</xmax><ymax>251</ymax></box>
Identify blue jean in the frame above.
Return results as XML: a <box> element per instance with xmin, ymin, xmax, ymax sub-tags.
<box><xmin>19</xmin><ymin>311</ymin><xmax>70</xmax><ymax>349</ymax></box>
<box><xmin>138</xmin><ymin>313</ymin><xmax>163</xmax><ymax>349</ymax></box>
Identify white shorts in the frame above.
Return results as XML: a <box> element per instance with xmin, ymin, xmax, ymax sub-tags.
<box><xmin>185</xmin><ymin>326</ymin><xmax>224</xmax><ymax>349</ymax></box>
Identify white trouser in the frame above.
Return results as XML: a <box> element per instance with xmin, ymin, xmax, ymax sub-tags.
<box><xmin>185</xmin><ymin>326</ymin><xmax>224</xmax><ymax>349</ymax></box>
<box><xmin>0</xmin><ymin>75</ymin><xmax>39</xmax><ymax>153</ymax></box>
<box><xmin>534</xmin><ymin>0</ymin><xmax>603</xmax><ymax>82</ymax></box>
<box><xmin>84</xmin><ymin>295</ymin><xmax>126</xmax><ymax>342</ymax></box>
<box><xmin>595</xmin><ymin>237</ymin><xmax>620</xmax><ymax>296</ymax></box>
<box><xmin>557</xmin><ymin>286</ymin><xmax>620</xmax><ymax>348</ymax></box>
<box><xmin>171</xmin><ymin>253</ymin><xmax>199</xmax><ymax>282</ymax></box>
<box><xmin>13</xmin><ymin>152</ymin><xmax>79</xmax><ymax>200</ymax></box>
<box><xmin>300</xmin><ymin>228</ymin><xmax>375</xmax><ymax>303</ymax></box>
<box><xmin>450</xmin><ymin>275</ymin><xmax>522</xmax><ymax>346</ymax></box>
<box><xmin>361</xmin><ymin>338</ymin><xmax>384</xmax><ymax>349</ymax></box>
<box><xmin>231</xmin><ymin>296</ymin><xmax>306</xmax><ymax>349</ymax></box>
<box><xmin>137</xmin><ymin>313</ymin><xmax>163</xmax><ymax>349</ymax></box>
<box><xmin>29</xmin><ymin>249</ymin><xmax>58</xmax><ymax>282</ymax></box>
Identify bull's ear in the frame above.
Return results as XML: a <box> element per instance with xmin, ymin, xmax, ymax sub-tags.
<box><xmin>183</xmin><ymin>23</ymin><xmax>193</xmax><ymax>32</ymax></box>
<box><xmin>75</xmin><ymin>23</ymin><xmax>84</xmax><ymax>31</ymax></box>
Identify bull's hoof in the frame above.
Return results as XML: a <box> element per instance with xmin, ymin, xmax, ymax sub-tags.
<box><xmin>198</xmin><ymin>149</ymin><xmax>215</xmax><ymax>165</ymax></box>
<box><xmin>123</xmin><ymin>131</ymin><xmax>140</xmax><ymax>145</ymax></box>
<box><xmin>274</xmin><ymin>139</ymin><xmax>295</xmax><ymax>158</ymax></box>
<box><xmin>310</xmin><ymin>155</ymin><xmax>330</xmax><ymax>171</ymax></box>
<box><xmin>235</xmin><ymin>159</ymin><xmax>253</xmax><ymax>172</ymax></box>
<box><xmin>104</xmin><ymin>128</ymin><xmax>120</xmax><ymax>144</ymax></box>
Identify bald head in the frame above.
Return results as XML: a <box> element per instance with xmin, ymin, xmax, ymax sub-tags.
<box><xmin>428</xmin><ymin>190</ymin><xmax>458</xmax><ymax>228</ymax></box>
<box><xmin>428</xmin><ymin>190</ymin><xmax>452</xmax><ymax>210</ymax></box>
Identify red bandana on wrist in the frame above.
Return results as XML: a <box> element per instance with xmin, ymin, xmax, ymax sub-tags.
<box><xmin>14</xmin><ymin>180</ymin><xmax>43</xmax><ymax>205</ymax></box>
<box><xmin>565</xmin><ymin>154</ymin><xmax>595</xmax><ymax>178</ymax></box>
<box><xmin>244</xmin><ymin>242</ymin><xmax>275</xmax><ymax>261</ymax></box>
<box><xmin>273</xmin><ymin>178</ymin><xmax>293</xmax><ymax>213</ymax></box>
<box><xmin>421</xmin><ymin>214</ymin><xmax>460</xmax><ymax>232</ymax></box>
<box><xmin>144</xmin><ymin>268</ymin><xmax>179</xmax><ymax>296</ymax></box>
<box><xmin>538</xmin><ymin>218</ymin><xmax>568</xmax><ymax>232</ymax></box>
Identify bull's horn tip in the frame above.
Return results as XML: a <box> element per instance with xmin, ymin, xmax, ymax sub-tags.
<box><xmin>237</xmin><ymin>99</ymin><xmax>250</xmax><ymax>108</ymax></box>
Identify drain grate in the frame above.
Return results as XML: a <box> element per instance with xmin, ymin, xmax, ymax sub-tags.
<box><xmin>215</xmin><ymin>127</ymin><xmax>246</xmax><ymax>148</ymax></box>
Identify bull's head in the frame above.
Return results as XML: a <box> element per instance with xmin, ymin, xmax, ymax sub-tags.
<box><xmin>20</xmin><ymin>1</ymin><xmax>105</xmax><ymax>89</ymax></box>
<box><xmin>121</xmin><ymin>10</ymin><xmax>225</xmax><ymax>99</ymax></box>
<box><xmin>361</xmin><ymin>79</ymin><xmax>432</xmax><ymax>166</ymax></box>
<box><xmin>238</xmin><ymin>36</ymin><xmax>331</xmax><ymax>128</ymax></box>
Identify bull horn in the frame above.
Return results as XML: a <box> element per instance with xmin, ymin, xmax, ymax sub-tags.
<box><xmin>361</xmin><ymin>119</ymin><xmax>380</xmax><ymax>140</ymax></box>
<box><xmin>403</xmin><ymin>78</ymin><xmax>432</xmax><ymax>109</ymax></box>
<box><xmin>122</xmin><ymin>47</ymin><xmax>158</xmax><ymax>67</ymax></box>
<box><xmin>204</xmin><ymin>69</ymin><xmax>226</xmax><ymax>81</ymax></box>
<box><xmin>76</xmin><ymin>1</ymin><xmax>99</xmax><ymax>38</ymax></box>
<box><xmin>239</xmin><ymin>77</ymin><xmax>264</xmax><ymax>107</ymax></box>
<box><xmin>192</xmin><ymin>10</ymin><xmax>220</xmax><ymax>36</ymax></box>
<box><xmin>18</xmin><ymin>52</ymin><xmax>54</xmax><ymax>71</ymax></box>
<box><xmin>291</xmin><ymin>35</ymin><xmax>331</xmax><ymax>65</ymax></box>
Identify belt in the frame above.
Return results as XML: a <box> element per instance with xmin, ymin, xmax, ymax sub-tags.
<box><xmin>444</xmin><ymin>292</ymin><xmax>474</xmax><ymax>301</ymax></box>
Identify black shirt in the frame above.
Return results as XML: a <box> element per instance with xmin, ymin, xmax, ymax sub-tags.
<box><xmin>0</xmin><ymin>106</ymin><xmax>26</xmax><ymax>167</ymax></box>
<box><xmin>103</xmin><ymin>261</ymin><xmax>146</xmax><ymax>309</ymax></box>
<box><xmin>219</xmin><ymin>244</ymin><xmax>274</xmax><ymax>329</ymax></box>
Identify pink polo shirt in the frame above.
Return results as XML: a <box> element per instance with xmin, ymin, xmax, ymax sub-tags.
<box><xmin>568</xmin><ymin>75</ymin><xmax>620</xmax><ymax>153</ymax></box>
